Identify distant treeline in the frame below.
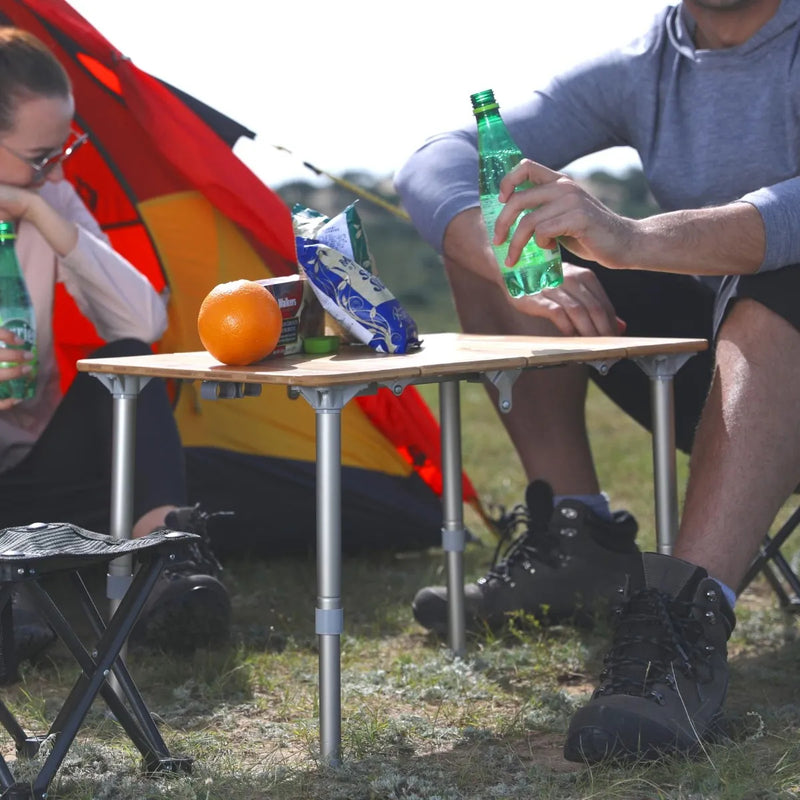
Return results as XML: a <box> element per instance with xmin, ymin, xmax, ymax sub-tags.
<box><xmin>277</xmin><ymin>167</ymin><xmax>659</xmax><ymax>332</ymax></box>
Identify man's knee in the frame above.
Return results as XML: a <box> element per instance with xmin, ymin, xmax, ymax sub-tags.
<box><xmin>718</xmin><ymin>297</ymin><xmax>800</xmax><ymax>347</ymax></box>
<box><xmin>444</xmin><ymin>257</ymin><xmax>554</xmax><ymax>335</ymax></box>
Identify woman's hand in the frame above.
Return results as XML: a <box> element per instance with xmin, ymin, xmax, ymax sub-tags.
<box><xmin>0</xmin><ymin>183</ymin><xmax>77</xmax><ymax>256</ymax></box>
<box><xmin>0</xmin><ymin>326</ymin><xmax>34</xmax><ymax>409</ymax></box>
<box><xmin>0</xmin><ymin>183</ymin><xmax>36</xmax><ymax>223</ymax></box>
<box><xmin>494</xmin><ymin>159</ymin><xmax>637</xmax><ymax>270</ymax></box>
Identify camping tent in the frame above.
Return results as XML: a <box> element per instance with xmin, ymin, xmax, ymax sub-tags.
<box><xmin>0</xmin><ymin>0</ymin><xmax>484</xmax><ymax>555</ymax></box>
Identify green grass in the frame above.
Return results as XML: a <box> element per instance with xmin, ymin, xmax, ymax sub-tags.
<box><xmin>5</xmin><ymin>379</ymin><xmax>800</xmax><ymax>799</ymax></box>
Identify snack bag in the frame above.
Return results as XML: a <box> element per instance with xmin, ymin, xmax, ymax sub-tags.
<box><xmin>292</xmin><ymin>201</ymin><xmax>375</xmax><ymax>274</ymax></box>
<box><xmin>293</xmin><ymin>204</ymin><xmax>421</xmax><ymax>355</ymax></box>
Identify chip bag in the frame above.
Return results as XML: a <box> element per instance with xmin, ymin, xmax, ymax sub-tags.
<box><xmin>292</xmin><ymin>201</ymin><xmax>375</xmax><ymax>274</ymax></box>
<box><xmin>293</xmin><ymin>203</ymin><xmax>420</xmax><ymax>354</ymax></box>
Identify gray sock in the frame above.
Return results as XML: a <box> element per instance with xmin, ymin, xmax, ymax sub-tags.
<box><xmin>553</xmin><ymin>492</ymin><xmax>612</xmax><ymax>521</ymax></box>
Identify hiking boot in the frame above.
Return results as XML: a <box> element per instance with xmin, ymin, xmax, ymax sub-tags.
<box><xmin>412</xmin><ymin>480</ymin><xmax>641</xmax><ymax>635</ymax></box>
<box><xmin>130</xmin><ymin>505</ymin><xmax>232</xmax><ymax>653</ymax></box>
<box><xmin>11</xmin><ymin>591</ymin><xmax>57</xmax><ymax>662</ymax></box>
<box><xmin>0</xmin><ymin>591</ymin><xmax>58</xmax><ymax>685</ymax></box>
<box><xmin>564</xmin><ymin>552</ymin><xmax>735</xmax><ymax>763</ymax></box>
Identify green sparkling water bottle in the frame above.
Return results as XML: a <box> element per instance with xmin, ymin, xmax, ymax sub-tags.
<box><xmin>0</xmin><ymin>219</ymin><xmax>37</xmax><ymax>400</ymax></box>
<box><xmin>471</xmin><ymin>89</ymin><xmax>563</xmax><ymax>297</ymax></box>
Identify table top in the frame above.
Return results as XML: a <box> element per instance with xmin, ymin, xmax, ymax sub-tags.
<box><xmin>77</xmin><ymin>332</ymin><xmax>707</xmax><ymax>388</ymax></box>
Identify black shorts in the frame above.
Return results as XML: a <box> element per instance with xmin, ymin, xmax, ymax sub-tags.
<box><xmin>576</xmin><ymin>258</ymin><xmax>800</xmax><ymax>454</ymax></box>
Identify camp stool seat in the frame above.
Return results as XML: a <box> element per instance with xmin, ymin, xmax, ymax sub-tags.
<box><xmin>0</xmin><ymin>522</ymin><xmax>195</xmax><ymax>800</ymax></box>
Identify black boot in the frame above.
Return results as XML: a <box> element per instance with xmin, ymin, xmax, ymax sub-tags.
<box><xmin>130</xmin><ymin>505</ymin><xmax>232</xmax><ymax>653</ymax></box>
<box><xmin>564</xmin><ymin>552</ymin><xmax>735</xmax><ymax>763</ymax></box>
<box><xmin>412</xmin><ymin>481</ymin><xmax>641</xmax><ymax>635</ymax></box>
<box><xmin>0</xmin><ymin>591</ymin><xmax>57</xmax><ymax>685</ymax></box>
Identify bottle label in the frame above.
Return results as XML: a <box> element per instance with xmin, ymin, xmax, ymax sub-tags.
<box><xmin>0</xmin><ymin>317</ymin><xmax>35</xmax><ymax>347</ymax></box>
<box><xmin>0</xmin><ymin>317</ymin><xmax>38</xmax><ymax>400</ymax></box>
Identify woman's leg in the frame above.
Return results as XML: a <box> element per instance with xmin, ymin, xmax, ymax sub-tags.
<box><xmin>1</xmin><ymin>339</ymin><xmax>228</xmax><ymax>654</ymax></box>
<box><xmin>1</xmin><ymin>338</ymin><xmax>187</xmax><ymax>531</ymax></box>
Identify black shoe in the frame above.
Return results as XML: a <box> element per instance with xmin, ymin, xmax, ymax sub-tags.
<box><xmin>412</xmin><ymin>481</ymin><xmax>641</xmax><ymax>635</ymax></box>
<box><xmin>564</xmin><ymin>552</ymin><xmax>735</xmax><ymax>763</ymax></box>
<box><xmin>130</xmin><ymin>505</ymin><xmax>232</xmax><ymax>653</ymax></box>
<box><xmin>11</xmin><ymin>591</ymin><xmax>57</xmax><ymax>663</ymax></box>
<box><xmin>0</xmin><ymin>591</ymin><xmax>57</xmax><ymax>685</ymax></box>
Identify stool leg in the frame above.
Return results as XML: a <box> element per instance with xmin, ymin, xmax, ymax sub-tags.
<box><xmin>738</xmin><ymin>505</ymin><xmax>800</xmax><ymax>603</ymax></box>
<box><xmin>68</xmin><ymin>571</ymin><xmax>172</xmax><ymax>758</ymax></box>
<box><xmin>27</xmin><ymin>556</ymin><xmax>170</xmax><ymax>795</ymax></box>
<box><xmin>0</xmin><ymin>701</ymin><xmax>28</xmax><ymax>755</ymax></box>
<box><xmin>0</xmin><ymin>744</ymin><xmax>17</xmax><ymax>792</ymax></box>
<box><xmin>0</xmin><ymin>585</ymin><xmax>18</xmax><ymax>686</ymax></box>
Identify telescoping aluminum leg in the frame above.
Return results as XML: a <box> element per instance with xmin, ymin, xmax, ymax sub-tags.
<box><xmin>634</xmin><ymin>354</ymin><xmax>696</xmax><ymax>554</ymax></box>
<box><xmin>90</xmin><ymin>374</ymin><xmax>152</xmax><ymax>625</ymax></box>
<box><xmin>439</xmin><ymin>379</ymin><xmax>467</xmax><ymax>657</ymax></box>
<box><xmin>293</xmin><ymin>383</ymin><xmax>366</xmax><ymax>766</ymax></box>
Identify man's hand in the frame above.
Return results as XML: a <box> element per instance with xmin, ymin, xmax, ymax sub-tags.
<box><xmin>513</xmin><ymin>262</ymin><xmax>625</xmax><ymax>336</ymax></box>
<box><xmin>494</xmin><ymin>159</ymin><xmax>636</xmax><ymax>270</ymax></box>
<box><xmin>442</xmin><ymin>206</ymin><xmax>625</xmax><ymax>336</ymax></box>
<box><xmin>0</xmin><ymin>326</ymin><xmax>34</xmax><ymax>410</ymax></box>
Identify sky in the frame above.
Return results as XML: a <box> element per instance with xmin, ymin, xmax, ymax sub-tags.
<box><xmin>66</xmin><ymin>0</ymin><xmax>671</xmax><ymax>188</ymax></box>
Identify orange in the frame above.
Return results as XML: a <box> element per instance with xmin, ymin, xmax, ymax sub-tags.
<box><xmin>197</xmin><ymin>279</ymin><xmax>283</xmax><ymax>365</ymax></box>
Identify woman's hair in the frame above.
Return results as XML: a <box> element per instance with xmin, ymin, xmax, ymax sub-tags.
<box><xmin>0</xmin><ymin>27</ymin><xmax>71</xmax><ymax>132</ymax></box>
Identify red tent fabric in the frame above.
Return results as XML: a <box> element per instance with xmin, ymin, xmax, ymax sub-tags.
<box><xmin>0</xmin><ymin>0</ymin><xmax>483</xmax><ymax>551</ymax></box>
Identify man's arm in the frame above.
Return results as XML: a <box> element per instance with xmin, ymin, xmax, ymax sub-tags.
<box><xmin>496</xmin><ymin>159</ymin><xmax>766</xmax><ymax>276</ymax></box>
<box><xmin>629</xmin><ymin>205</ymin><xmax>764</xmax><ymax>275</ymax></box>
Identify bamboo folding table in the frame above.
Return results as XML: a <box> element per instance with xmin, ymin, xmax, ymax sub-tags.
<box><xmin>78</xmin><ymin>331</ymin><xmax>707</xmax><ymax>765</ymax></box>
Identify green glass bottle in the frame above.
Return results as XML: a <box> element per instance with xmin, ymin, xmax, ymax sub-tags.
<box><xmin>471</xmin><ymin>89</ymin><xmax>563</xmax><ymax>297</ymax></box>
<box><xmin>0</xmin><ymin>220</ymin><xmax>37</xmax><ymax>400</ymax></box>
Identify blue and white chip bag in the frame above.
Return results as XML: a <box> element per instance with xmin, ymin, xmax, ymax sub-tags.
<box><xmin>295</xmin><ymin>237</ymin><xmax>421</xmax><ymax>355</ymax></box>
<box><xmin>292</xmin><ymin>202</ymin><xmax>420</xmax><ymax>354</ymax></box>
<box><xmin>292</xmin><ymin>201</ymin><xmax>375</xmax><ymax>274</ymax></box>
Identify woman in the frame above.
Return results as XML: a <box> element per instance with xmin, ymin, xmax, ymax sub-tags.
<box><xmin>0</xmin><ymin>27</ymin><xmax>230</xmax><ymax>661</ymax></box>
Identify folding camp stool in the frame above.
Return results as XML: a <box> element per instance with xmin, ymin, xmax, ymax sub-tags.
<box><xmin>737</xmin><ymin>506</ymin><xmax>800</xmax><ymax>611</ymax></box>
<box><xmin>0</xmin><ymin>522</ymin><xmax>195</xmax><ymax>800</ymax></box>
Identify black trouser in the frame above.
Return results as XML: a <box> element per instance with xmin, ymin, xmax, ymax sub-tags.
<box><xmin>1</xmin><ymin>339</ymin><xmax>187</xmax><ymax>533</ymax></box>
<box><xmin>579</xmin><ymin>257</ymin><xmax>800</xmax><ymax>454</ymax></box>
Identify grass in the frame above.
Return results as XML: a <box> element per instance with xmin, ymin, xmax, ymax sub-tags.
<box><xmin>5</xmin><ymin>373</ymin><xmax>800</xmax><ymax>799</ymax></box>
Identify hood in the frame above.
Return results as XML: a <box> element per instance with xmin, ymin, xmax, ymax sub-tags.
<box><xmin>668</xmin><ymin>0</ymin><xmax>800</xmax><ymax>61</ymax></box>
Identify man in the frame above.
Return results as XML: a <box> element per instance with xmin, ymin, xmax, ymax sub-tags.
<box><xmin>395</xmin><ymin>0</ymin><xmax>800</xmax><ymax>761</ymax></box>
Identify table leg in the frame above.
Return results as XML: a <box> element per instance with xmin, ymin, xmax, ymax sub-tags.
<box><xmin>89</xmin><ymin>374</ymin><xmax>151</xmax><ymax>609</ymax></box>
<box><xmin>649</xmin><ymin>374</ymin><xmax>678</xmax><ymax>555</ymax></box>
<box><xmin>294</xmin><ymin>384</ymin><xmax>365</xmax><ymax>766</ymax></box>
<box><xmin>634</xmin><ymin>354</ymin><xmax>695</xmax><ymax>555</ymax></box>
<box><xmin>88</xmin><ymin>373</ymin><xmax>151</xmax><ymax>687</ymax></box>
<box><xmin>315</xmin><ymin>401</ymin><xmax>343</xmax><ymax>766</ymax></box>
<box><xmin>439</xmin><ymin>380</ymin><xmax>467</xmax><ymax>657</ymax></box>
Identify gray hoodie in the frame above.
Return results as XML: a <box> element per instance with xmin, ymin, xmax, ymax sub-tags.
<box><xmin>395</xmin><ymin>0</ymin><xmax>800</xmax><ymax>277</ymax></box>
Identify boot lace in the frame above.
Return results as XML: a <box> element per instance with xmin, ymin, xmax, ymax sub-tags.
<box><xmin>163</xmin><ymin>504</ymin><xmax>232</xmax><ymax>578</ymax></box>
<box><xmin>594</xmin><ymin>587</ymin><xmax>716</xmax><ymax>704</ymax></box>
<box><xmin>484</xmin><ymin>501</ymin><xmax>561</xmax><ymax>582</ymax></box>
